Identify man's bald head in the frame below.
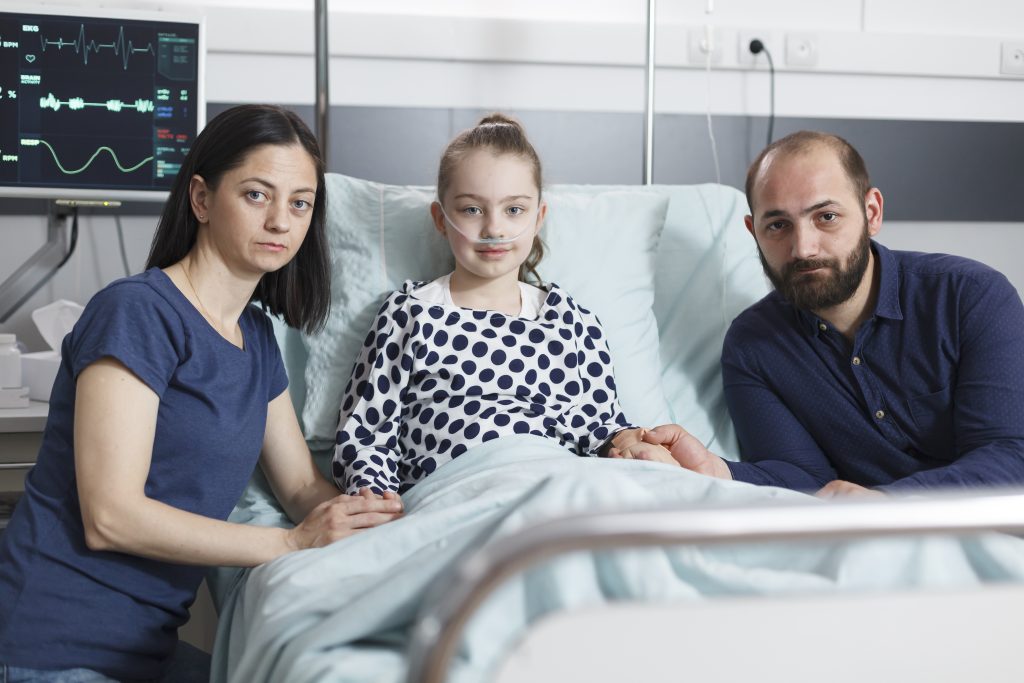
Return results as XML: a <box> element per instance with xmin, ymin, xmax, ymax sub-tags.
<box><xmin>745</xmin><ymin>131</ymin><xmax>872</xmax><ymax>215</ymax></box>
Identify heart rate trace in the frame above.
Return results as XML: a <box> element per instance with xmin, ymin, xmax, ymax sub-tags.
<box><xmin>39</xmin><ymin>23</ymin><xmax>155</xmax><ymax>70</ymax></box>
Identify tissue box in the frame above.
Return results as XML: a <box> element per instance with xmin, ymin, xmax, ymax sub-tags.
<box><xmin>23</xmin><ymin>299</ymin><xmax>83</xmax><ymax>403</ymax></box>
<box><xmin>23</xmin><ymin>351</ymin><xmax>61</xmax><ymax>402</ymax></box>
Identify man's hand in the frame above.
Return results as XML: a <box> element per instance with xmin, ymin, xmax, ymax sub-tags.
<box><xmin>641</xmin><ymin>424</ymin><xmax>732</xmax><ymax>479</ymax></box>
<box><xmin>815</xmin><ymin>480</ymin><xmax>884</xmax><ymax>499</ymax></box>
<box><xmin>286</xmin><ymin>488</ymin><xmax>403</xmax><ymax>551</ymax></box>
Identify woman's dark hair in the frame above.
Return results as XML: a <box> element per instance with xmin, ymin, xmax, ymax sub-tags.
<box><xmin>146</xmin><ymin>104</ymin><xmax>330</xmax><ymax>334</ymax></box>
<box><xmin>437</xmin><ymin>113</ymin><xmax>546</xmax><ymax>285</ymax></box>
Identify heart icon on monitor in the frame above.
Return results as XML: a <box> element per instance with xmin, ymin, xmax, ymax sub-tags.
<box><xmin>25</xmin><ymin>54</ymin><xmax>36</xmax><ymax>63</ymax></box>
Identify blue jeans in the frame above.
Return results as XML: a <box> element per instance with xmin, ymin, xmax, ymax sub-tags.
<box><xmin>1</xmin><ymin>641</ymin><xmax>211</xmax><ymax>683</ymax></box>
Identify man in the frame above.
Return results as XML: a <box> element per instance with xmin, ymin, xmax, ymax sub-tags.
<box><xmin>640</xmin><ymin>130</ymin><xmax>1024</xmax><ymax>495</ymax></box>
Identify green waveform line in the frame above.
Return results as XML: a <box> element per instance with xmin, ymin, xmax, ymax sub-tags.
<box><xmin>32</xmin><ymin>139</ymin><xmax>153</xmax><ymax>175</ymax></box>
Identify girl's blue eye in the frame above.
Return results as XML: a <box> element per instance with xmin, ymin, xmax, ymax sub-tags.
<box><xmin>461</xmin><ymin>207</ymin><xmax>482</xmax><ymax>216</ymax></box>
<box><xmin>293</xmin><ymin>199</ymin><xmax>311</xmax><ymax>210</ymax></box>
<box><xmin>507</xmin><ymin>206</ymin><xmax>525</xmax><ymax>216</ymax></box>
<box><xmin>247</xmin><ymin>190</ymin><xmax>266</xmax><ymax>201</ymax></box>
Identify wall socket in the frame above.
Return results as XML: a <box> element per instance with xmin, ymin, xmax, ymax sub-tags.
<box><xmin>688</xmin><ymin>27</ymin><xmax>724</xmax><ymax>65</ymax></box>
<box><xmin>739</xmin><ymin>31</ymin><xmax>778</xmax><ymax>67</ymax></box>
<box><xmin>785</xmin><ymin>33</ymin><xmax>819</xmax><ymax>67</ymax></box>
<box><xmin>1001</xmin><ymin>42</ymin><xmax>1024</xmax><ymax>76</ymax></box>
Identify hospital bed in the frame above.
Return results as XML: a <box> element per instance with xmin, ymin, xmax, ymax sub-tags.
<box><xmin>207</xmin><ymin>174</ymin><xmax>1024</xmax><ymax>682</ymax></box>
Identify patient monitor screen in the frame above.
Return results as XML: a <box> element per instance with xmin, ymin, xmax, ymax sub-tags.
<box><xmin>0</xmin><ymin>9</ymin><xmax>202</xmax><ymax>201</ymax></box>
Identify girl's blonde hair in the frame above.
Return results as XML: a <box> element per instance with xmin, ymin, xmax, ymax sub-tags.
<box><xmin>437</xmin><ymin>113</ymin><xmax>545</xmax><ymax>285</ymax></box>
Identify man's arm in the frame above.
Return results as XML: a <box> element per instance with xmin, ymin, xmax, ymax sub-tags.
<box><xmin>880</xmin><ymin>272</ymin><xmax>1024</xmax><ymax>492</ymax></box>
<box><xmin>721</xmin><ymin>335</ymin><xmax>838</xmax><ymax>491</ymax></box>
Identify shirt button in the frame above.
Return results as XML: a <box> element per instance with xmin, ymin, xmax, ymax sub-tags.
<box><xmin>818</xmin><ymin>323</ymin><xmax>827</xmax><ymax>332</ymax></box>
<box><xmin>875</xmin><ymin>410</ymin><xmax>885</xmax><ymax>420</ymax></box>
<box><xmin>852</xmin><ymin>357</ymin><xmax>862</xmax><ymax>366</ymax></box>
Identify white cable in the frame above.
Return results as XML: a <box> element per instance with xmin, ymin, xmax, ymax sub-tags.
<box><xmin>701</xmin><ymin>13</ymin><xmax>729</xmax><ymax>452</ymax></box>
<box><xmin>704</xmin><ymin>46</ymin><xmax>722</xmax><ymax>187</ymax></box>
<box><xmin>378</xmin><ymin>186</ymin><xmax>388</xmax><ymax>290</ymax></box>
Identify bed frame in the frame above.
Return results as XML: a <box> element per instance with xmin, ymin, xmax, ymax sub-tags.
<box><xmin>406</xmin><ymin>492</ymin><xmax>1024</xmax><ymax>682</ymax></box>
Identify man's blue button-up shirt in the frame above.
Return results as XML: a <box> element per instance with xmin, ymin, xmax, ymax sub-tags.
<box><xmin>722</xmin><ymin>241</ymin><xmax>1024</xmax><ymax>492</ymax></box>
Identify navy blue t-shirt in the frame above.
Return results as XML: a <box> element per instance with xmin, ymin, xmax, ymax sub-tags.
<box><xmin>0</xmin><ymin>268</ymin><xmax>288</xmax><ymax>678</ymax></box>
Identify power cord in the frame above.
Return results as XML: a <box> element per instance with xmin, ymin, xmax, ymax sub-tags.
<box><xmin>55</xmin><ymin>206</ymin><xmax>79</xmax><ymax>270</ymax></box>
<box><xmin>748</xmin><ymin>39</ymin><xmax>776</xmax><ymax>148</ymax></box>
<box><xmin>115</xmin><ymin>214</ymin><xmax>132</xmax><ymax>276</ymax></box>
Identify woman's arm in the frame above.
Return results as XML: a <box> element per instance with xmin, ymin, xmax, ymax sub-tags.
<box><xmin>75</xmin><ymin>358</ymin><xmax>401</xmax><ymax>568</ymax></box>
<box><xmin>259</xmin><ymin>388</ymin><xmax>401</xmax><ymax>524</ymax></box>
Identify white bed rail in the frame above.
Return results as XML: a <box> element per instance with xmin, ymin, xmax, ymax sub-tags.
<box><xmin>404</xmin><ymin>491</ymin><xmax>1024</xmax><ymax>683</ymax></box>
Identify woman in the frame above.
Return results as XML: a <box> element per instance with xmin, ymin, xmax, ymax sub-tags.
<box><xmin>0</xmin><ymin>105</ymin><xmax>401</xmax><ymax>682</ymax></box>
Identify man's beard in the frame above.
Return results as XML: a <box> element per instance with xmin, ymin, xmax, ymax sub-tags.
<box><xmin>759</xmin><ymin>225</ymin><xmax>871</xmax><ymax>312</ymax></box>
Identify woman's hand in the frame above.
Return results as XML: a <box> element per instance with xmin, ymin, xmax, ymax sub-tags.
<box><xmin>286</xmin><ymin>488</ymin><xmax>403</xmax><ymax>551</ymax></box>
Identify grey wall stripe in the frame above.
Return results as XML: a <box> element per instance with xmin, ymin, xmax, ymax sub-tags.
<box><xmin>3</xmin><ymin>103</ymin><xmax>1021</xmax><ymax>222</ymax></box>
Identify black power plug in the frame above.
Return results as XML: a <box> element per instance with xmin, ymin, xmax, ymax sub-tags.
<box><xmin>746</xmin><ymin>39</ymin><xmax>774</xmax><ymax>146</ymax></box>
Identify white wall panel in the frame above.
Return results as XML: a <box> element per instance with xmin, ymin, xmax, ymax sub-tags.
<box><xmin>28</xmin><ymin>1</ymin><xmax>1024</xmax><ymax>122</ymax></box>
<box><xmin>865</xmin><ymin>0</ymin><xmax>1024</xmax><ymax>36</ymax></box>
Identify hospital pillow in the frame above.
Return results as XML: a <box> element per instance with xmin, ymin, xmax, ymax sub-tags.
<box><xmin>297</xmin><ymin>173</ymin><xmax>672</xmax><ymax>449</ymax></box>
<box><xmin>540</xmin><ymin>189</ymin><xmax>671</xmax><ymax>427</ymax></box>
<box><xmin>653</xmin><ymin>184</ymin><xmax>770</xmax><ymax>461</ymax></box>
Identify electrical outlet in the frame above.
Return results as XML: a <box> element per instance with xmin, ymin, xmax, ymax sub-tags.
<box><xmin>1001</xmin><ymin>42</ymin><xmax>1024</xmax><ymax>76</ymax></box>
<box><xmin>738</xmin><ymin>30</ymin><xmax>778</xmax><ymax>67</ymax></box>
<box><xmin>688</xmin><ymin>27</ymin><xmax>724</xmax><ymax>65</ymax></box>
<box><xmin>785</xmin><ymin>33</ymin><xmax>818</xmax><ymax>67</ymax></box>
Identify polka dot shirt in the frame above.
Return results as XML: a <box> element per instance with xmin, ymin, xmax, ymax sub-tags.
<box><xmin>333</xmin><ymin>279</ymin><xmax>636</xmax><ymax>494</ymax></box>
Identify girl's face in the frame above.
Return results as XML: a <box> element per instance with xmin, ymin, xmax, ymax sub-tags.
<box><xmin>432</xmin><ymin>149</ymin><xmax>546</xmax><ymax>285</ymax></box>
<box><xmin>190</xmin><ymin>143</ymin><xmax>318</xmax><ymax>279</ymax></box>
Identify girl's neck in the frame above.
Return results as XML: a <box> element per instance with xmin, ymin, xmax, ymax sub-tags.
<box><xmin>448</xmin><ymin>268</ymin><xmax>522</xmax><ymax>316</ymax></box>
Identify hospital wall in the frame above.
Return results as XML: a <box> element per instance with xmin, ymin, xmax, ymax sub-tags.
<box><xmin>2</xmin><ymin>0</ymin><xmax>1023</xmax><ymax>349</ymax></box>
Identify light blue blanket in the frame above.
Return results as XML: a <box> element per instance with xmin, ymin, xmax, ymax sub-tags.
<box><xmin>209</xmin><ymin>436</ymin><xmax>1024</xmax><ymax>682</ymax></box>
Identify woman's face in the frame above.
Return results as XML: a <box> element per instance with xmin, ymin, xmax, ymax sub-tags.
<box><xmin>433</xmin><ymin>149</ymin><xmax>545</xmax><ymax>285</ymax></box>
<box><xmin>190</xmin><ymin>143</ymin><xmax>318</xmax><ymax>278</ymax></box>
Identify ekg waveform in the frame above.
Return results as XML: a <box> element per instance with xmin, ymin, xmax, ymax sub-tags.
<box><xmin>39</xmin><ymin>92</ymin><xmax>156</xmax><ymax>113</ymax></box>
<box><xmin>39</xmin><ymin>24</ymin><xmax>155</xmax><ymax>70</ymax></box>
<box><xmin>21</xmin><ymin>138</ymin><xmax>153</xmax><ymax>175</ymax></box>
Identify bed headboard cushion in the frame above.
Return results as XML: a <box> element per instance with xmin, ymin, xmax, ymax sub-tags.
<box><xmin>294</xmin><ymin>173</ymin><xmax>673</xmax><ymax>449</ymax></box>
<box><xmin>652</xmin><ymin>183</ymin><xmax>769</xmax><ymax>460</ymax></box>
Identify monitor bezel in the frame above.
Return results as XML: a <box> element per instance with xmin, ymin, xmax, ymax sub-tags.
<box><xmin>0</xmin><ymin>3</ymin><xmax>206</xmax><ymax>203</ymax></box>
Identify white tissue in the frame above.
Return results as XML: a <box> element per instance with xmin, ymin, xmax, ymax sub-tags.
<box><xmin>23</xmin><ymin>299</ymin><xmax>84</xmax><ymax>402</ymax></box>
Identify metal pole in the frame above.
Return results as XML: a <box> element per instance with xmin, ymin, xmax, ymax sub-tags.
<box><xmin>314</xmin><ymin>0</ymin><xmax>329</xmax><ymax>163</ymax></box>
<box><xmin>642</xmin><ymin>0</ymin><xmax>656</xmax><ymax>185</ymax></box>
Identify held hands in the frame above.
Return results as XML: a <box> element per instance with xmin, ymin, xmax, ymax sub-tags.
<box><xmin>286</xmin><ymin>488</ymin><xmax>403</xmax><ymax>551</ymax></box>
<box><xmin>632</xmin><ymin>424</ymin><xmax>732</xmax><ymax>480</ymax></box>
<box><xmin>607</xmin><ymin>428</ymin><xmax>679</xmax><ymax>466</ymax></box>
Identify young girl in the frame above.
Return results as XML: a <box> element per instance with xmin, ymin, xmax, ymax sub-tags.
<box><xmin>332</xmin><ymin>114</ymin><xmax>663</xmax><ymax>495</ymax></box>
